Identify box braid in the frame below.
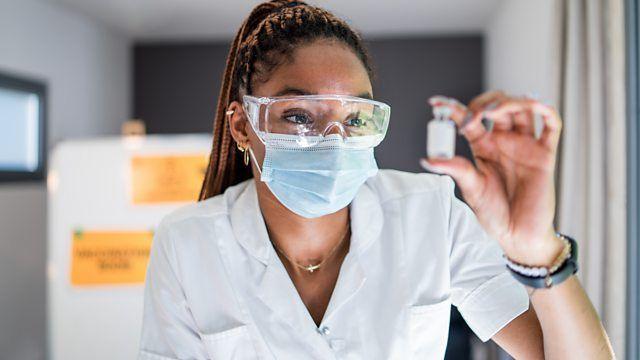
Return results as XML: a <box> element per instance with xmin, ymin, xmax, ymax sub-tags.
<box><xmin>199</xmin><ymin>0</ymin><xmax>375</xmax><ymax>200</ymax></box>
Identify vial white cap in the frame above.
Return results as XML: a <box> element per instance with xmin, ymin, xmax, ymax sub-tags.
<box><xmin>433</xmin><ymin>105</ymin><xmax>452</xmax><ymax>120</ymax></box>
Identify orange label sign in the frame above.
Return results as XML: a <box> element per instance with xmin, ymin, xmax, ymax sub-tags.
<box><xmin>131</xmin><ymin>154</ymin><xmax>208</xmax><ymax>204</ymax></box>
<box><xmin>70</xmin><ymin>230</ymin><xmax>153</xmax><ymax>286</ymax></box>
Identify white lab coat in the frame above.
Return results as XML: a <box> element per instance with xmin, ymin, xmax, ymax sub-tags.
<box><xmin>138</xmin><ymin>169</ymin><xmax>529</xmax><ymax>360</ymax></box>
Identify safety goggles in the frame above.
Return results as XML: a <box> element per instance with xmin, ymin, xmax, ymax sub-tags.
<box><xmin>242</xmin><ymin>94</ymin><xmax>391</xmax><ymax>148</ymax></box>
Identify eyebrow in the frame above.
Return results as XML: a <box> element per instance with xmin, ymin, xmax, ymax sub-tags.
<box><xmin>273</xmin><ymin>86</ymin><xmax>373</xmax><ymax>99</ymax></box>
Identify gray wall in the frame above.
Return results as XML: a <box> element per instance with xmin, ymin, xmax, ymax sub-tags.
<box><xmin>0</xmin><ymin>0</ymin><xmax>131</xmax><ymax>358</ymax></box>
<box><xmin>134</xmin><ymin>36</ymin><xmax>482</xmax><ymax>173</ymax></box>
<box><xmin>366</xmin><ymin>37</ymin><xmax>481</xmax><ymax>171</ymax></box>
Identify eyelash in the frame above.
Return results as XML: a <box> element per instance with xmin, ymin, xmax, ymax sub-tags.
<box><xmin>281</xmin><ymin>111</ymin><xmax>367</xmax><ymax>127</ymax></box>
<box><xmin>283</xmin><ymin>111</ymin><xmax>312</xmax><ymax>124</ymax></box>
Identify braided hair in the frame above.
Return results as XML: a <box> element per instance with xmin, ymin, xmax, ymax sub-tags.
<box><xmin>198</xmin><ymin>0</ymin><xmax>375</xmax><ymax>200</ymax></box>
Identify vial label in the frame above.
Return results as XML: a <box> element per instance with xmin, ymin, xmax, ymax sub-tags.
<box><xmin>427</xmin><ymin>120</ymin><xmax>456</xmax><ymax>159</ymax></box>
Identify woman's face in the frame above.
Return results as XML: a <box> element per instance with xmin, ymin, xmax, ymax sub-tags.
<box><xmin>229</xmin><ymin>38</ymin><xmax>373</xmax><ymax>176</ymax></box>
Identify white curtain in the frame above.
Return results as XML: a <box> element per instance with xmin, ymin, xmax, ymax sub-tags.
<box><xmin>556</xmin><ymin>0</ymin><xmax>627</xmax><ymax>357</ymax></box>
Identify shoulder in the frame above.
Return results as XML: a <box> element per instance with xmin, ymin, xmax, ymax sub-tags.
<box><xmin>155</xmin><ymin>179</ymin><xmax>251</xmax><ymax>235</ymax></box>
<box><xmin>149</xmin><ymin>179</ymin><xmax>253</xmax><ymax>283</ymax></box>
<box><xmin>365</xmin><ymin>169</ymin><xmax>455</xmax><ymax>204</ymax></box>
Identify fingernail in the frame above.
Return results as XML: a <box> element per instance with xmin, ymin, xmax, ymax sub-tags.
<box><xmin>484</xmin><ymin>102</ymin><xmax>499</xmax><ymax>113</ymax></box>
<box><xmin>458</xmin><ymin>113</ymin><xmax>473</xmax><ymax>134</ymax></box>
<box><xmin>481</xmin><ymin>118</ymin><xmax>494</xmax><ymax>132</ymax></box>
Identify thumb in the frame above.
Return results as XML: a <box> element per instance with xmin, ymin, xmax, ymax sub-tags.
<box><xmin>419</xmin><ymin>156</ymin><xmax>483</xmax><ymax>196</ymax></box>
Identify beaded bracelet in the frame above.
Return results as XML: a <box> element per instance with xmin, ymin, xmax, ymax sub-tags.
<box><xmin>503</xmin><ymin>235</ymin><xmax>571</xmax><ymax>276</ymax></box>
<box><xmin>503</xmin><ymin>233</ymin><xmax>578</xmax><ymax>289</ymax></box>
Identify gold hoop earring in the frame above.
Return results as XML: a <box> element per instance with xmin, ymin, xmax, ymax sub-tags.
<box><xmin>237</xmin><ymin>142</ymin><xmax>250</xmax><ymax>166</ymax></box>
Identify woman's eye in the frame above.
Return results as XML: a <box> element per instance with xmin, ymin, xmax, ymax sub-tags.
<box><xmin>345</xmin><ymin>117</ymin><xmax>366</xmax><ymax>127</ymax></box>
<box><xmin>283</xmin><ymin>113</ymin><xmax>312</xmax><ymax>124</ymax></box>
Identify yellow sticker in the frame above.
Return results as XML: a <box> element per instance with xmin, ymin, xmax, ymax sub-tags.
<box><xmin>131</xmin><ymin>154</ymin><xmax>208</xmax><ymax>204</ymax></box>
<box><xmin>71</xmin><ymin>230</ymin><xmax>153</xmax><ymax>286</ymax></box>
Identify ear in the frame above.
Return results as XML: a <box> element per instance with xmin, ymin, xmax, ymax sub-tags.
<box><xmin>226</xmin><ymin>100</ymin><xmax>250</xmax><ymax>147</ymax></box>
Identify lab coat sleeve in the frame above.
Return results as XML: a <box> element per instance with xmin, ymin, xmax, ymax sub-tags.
<box><xmin>138</xmin><ymin>220</ymin><xmax>208</xmax><ymax>360</ymax></box>
<box><xmin>442</xmin><ymin>176</ymin><xmax>530</xmax><ymax>342</ymax></box>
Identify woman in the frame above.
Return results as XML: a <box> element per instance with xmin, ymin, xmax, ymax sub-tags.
<box><xmin>138</xmin><ymin>1</ymin><xmax>614</xmax><ymax>359</ymax></box>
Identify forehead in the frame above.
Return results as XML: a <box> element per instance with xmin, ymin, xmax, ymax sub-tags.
<box><xmin>252</xmin><ymin>39</ymin><xmax>372</xmax><ymax>98</ymax></box>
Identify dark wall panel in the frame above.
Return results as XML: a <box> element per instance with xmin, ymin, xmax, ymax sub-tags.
<box><xmin>133</xmin><ymin>36</ymin><xmax>482</xmax><ymax>172</ymax></box>
<box><xmin>134</xmin><ymin>43</ymin><xmax>231</xmax><ymax>134</ymax></box>
<box><xmin>365</xmin><ymin>36</ymin><xmax>481</xmax><ymax>171</ymax></box>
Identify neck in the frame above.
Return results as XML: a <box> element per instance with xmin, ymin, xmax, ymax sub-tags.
<box><xmin>253</xmin><ymin>178</ymin><xmax>351</xmax><ymax>269</ymax></box>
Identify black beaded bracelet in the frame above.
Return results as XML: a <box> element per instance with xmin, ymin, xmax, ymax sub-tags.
<box><xmin>505</xmin><ymin>234</ymin><xmax>579</xmax><ymax>289</ymax></box>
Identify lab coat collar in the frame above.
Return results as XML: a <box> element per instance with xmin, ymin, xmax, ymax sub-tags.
<box><xmin>230</xmin><ymin>178</ymin><xmax>384</xmax><ymax>343</ymax></box>
<box><xmin>349</xmin><ymin>179</ymin><xmax>385</xmax><ymax>254</ymax></box>
<box><xmin>254</xmin><ymin>237</ymin><xmax>368</xmax><ymax>345</ymax></box>
<box><xmin>229</xmin><ymin>180</ymin><xmax>272</xmax><ymax>265</ymax></box>
<box><xmin>229</xmin><ymin>178</ymin><xmax>385</xmax><ymax>264</ymax></box>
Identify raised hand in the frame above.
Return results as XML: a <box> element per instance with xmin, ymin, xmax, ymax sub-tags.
<box><xmin>422</xmin><ymin>91</ymin><xmax>564</xmax><ymax>266</ymax></box>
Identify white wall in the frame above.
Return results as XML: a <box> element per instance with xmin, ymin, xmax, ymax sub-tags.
<box><xmin>0</xmin><ymin>0</ymin><xmax>130</xmax><ymax>358</ymax></box>
<box><xmin>484</xmin><ymin>0</ymin><xmax>558</xmax><ymax>105</ymax></box>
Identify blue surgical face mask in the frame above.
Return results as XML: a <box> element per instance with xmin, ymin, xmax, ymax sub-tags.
<box><xmin>249</xmin><ymin>133</ymin><xmax>379</xmax><ymax>218</ymax></box>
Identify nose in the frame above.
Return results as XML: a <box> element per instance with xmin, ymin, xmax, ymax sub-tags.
<box><xmin>322</xmin><ymin>122</ymin><xmax>347</xmax><ymax>139</ymax></box>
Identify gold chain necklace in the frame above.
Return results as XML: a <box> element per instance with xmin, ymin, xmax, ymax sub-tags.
<box><xmin>272</xmin><ymin>225</ymin><xmax>350</xmax><ymax>274</ymax></box>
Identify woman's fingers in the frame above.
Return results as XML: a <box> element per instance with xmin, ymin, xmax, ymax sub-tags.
<box><xmin>512</xmin><ymin>108</ymin><xmax>535</xmax><ymax>136</ymax></box>
<box><xmin>462</xmin><ymin>108</ymin><xmax>491</xmax><ymax>142</ymax></box>
<box><xmin>426</xmin><ymin>93</ymin><xmax>563</xmax><ymax>169</ymax></box>
<box><xmin>468</xmin><ymin>90</ymin><xmax>507</xmax><ymax>113</ymax></box>
<box><xmin>428</xmin><ymin>95</ymin><xmax>487</xmax><ymax>143</ymax></box>
<box><xmin>532</xmin><ymin>102</ymin><xmax>562</xmax><ymax>150</ymax></box>
<box><xmin>492</xmin><ymin>132</ymin><xmax>555</xmax><ymax>170</ymax></box>
<box><xmin>419</xmin><ymin>156</ymin><xmax>484</xmax><ymax>200</ymax></box>
<box><xmin>428</xmin><ymin>95</ymin><xmax>469</xmax><ymax>124</ymax></box>
<box><xmin>484</xmin><ymin>99</ymin><xmax>562</xmax><ymax>151</ymax></box>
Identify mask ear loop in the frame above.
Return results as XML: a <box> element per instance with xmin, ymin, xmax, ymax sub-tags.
<box><xmin>248</xmin><ymin>148</ymin><xmax>262</xmax><ymax>176</ymax></box>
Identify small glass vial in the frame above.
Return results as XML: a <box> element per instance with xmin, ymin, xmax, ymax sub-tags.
<box><xmin>427</xmin><ymin>106</ymin><xmax>456</xmax><ymax>159</ymax></box>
